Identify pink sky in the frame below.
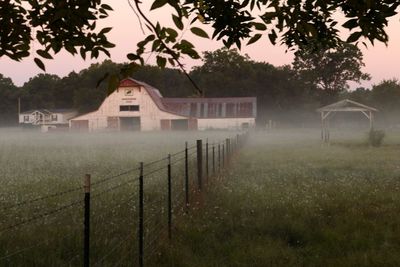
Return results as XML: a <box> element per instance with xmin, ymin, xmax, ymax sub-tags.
<box><xmin>0</xmin><ymin>1</ymin><xmax>399</xmax><ymax>89</ymax></box>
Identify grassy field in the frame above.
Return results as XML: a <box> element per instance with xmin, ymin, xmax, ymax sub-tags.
<box><xmin>2</xmin><ymin>128</ymin><xmax>400</xmax><ymax>266</ymax></box>
<box><xmin>153</xmin><ymin>129</ymin><xmax>400</xmax><ymax>267</ymax></box>
<box><xmin>0</xmin><ymin>128</ymin><xmax>233</xmax><ymax>266</ymax></box>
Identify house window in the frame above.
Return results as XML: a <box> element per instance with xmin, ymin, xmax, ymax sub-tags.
<box><xmin>120</xmin><ymin>105</ymin><xmax>140</xmax><ymax>111</ymax></box>
<box><xmin>125</xmin><ymin>89</ymin><xmax>134</xmax><ymax>96</ymax></box>
<box><xmin>24</xmin><ymin>115</ymin><xmax>29</xmax><ymax>122</ymax></box>
<box><xmin>51</xmin><ymin>114</ymin><xmax>58</xmax><ymax>121</ymax></box>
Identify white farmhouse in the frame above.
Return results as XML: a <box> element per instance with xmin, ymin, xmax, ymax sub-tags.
<box><xmin>19</xmin><ymin>109</ymin><xmax>77</xmax><ymax>128</ymax></box>
<box><xmin>70</xmin><ymin>78</ymin><xmax>256</xmax><ymax>131</ymax></box>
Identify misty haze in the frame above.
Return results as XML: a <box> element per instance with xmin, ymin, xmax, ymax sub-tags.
<box><xmin>2</xmin><ymin>1</ymin><xmax>400</xmax><ymax>267</ymax></box>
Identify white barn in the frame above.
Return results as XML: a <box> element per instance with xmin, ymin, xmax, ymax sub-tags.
<box><xmin>70</xmin><ymin>78</ymin><xmax>256</xmax><ymax>131</ymax></box>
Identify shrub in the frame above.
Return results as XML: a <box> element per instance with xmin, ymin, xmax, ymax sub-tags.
<box><xmin>368</xmin><ymin>129</ymin><xmax>385</xmax><ymax>147</ymax></box>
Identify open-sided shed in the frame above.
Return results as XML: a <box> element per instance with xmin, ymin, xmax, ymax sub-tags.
<box><xmin>317</xmin><ymin>99</ymin><xmax>378</xmax><ymax>142</ymax></box>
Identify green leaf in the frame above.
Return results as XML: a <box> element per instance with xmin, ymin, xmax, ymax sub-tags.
<box><xmin>34</xmin><ymin>57</ymin><xmax>46</xmax><ymax>71</ymax></box>
<box><xmin>172</xmin><ymin>14</ymin><xmax>184</xmax><ymax>30</ymax></box>
<box><xmin>127</xmin><ymin>53</ymin><xmax>141</xmax><ymax>61</ymax></box>
<box><xmin>190</xmin><ymin>27</ymin><xmax>209</xmax><ymax>38</ymax></box>
<box><xmin>347</xmin><ymin>31</ymin><xmax>362</xmax><ymax>42</ymax></box>
<box><xmin>151</xmin><ymin>0</ymin><xmax>168</xmax><ymax>10</ymax></box>
<box><xmin>101</xmin><ymin>4</ymin><xmax>113</xmax><ymax>11</ymax></box>
<box><xmin>156</xmin><ymin>56</ymin><xmax>167</xmax><ymax>68</ymax></box>
<box><xmin>342</xmin><ymin>19</ymin><xmax>358</xmax><ymax>30</ymax></box>
<box><xmin>268</xmin><ymin>30</ymin><xmax>277</xmax><ymax>45</ymax></box>
<box><xmin>37</xmin><ymin>49</ymin><xmax>53</xmax><ymax>59</ymax></box>
<box><xmin>99</xmin><ymin>27</ymin><xmax>112</xmax><ymax>35</ymax></box>
<box><xmin>252</xmin><ymin>22</ymin><xmax>267</xmax><ymax>31</ymax></box>
<box><xmin>247</xmin><ymin>34</ymin><xmax>262</xmax><ymax>45</ymax></box>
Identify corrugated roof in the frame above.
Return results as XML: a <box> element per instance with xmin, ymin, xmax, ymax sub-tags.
<box><xmin>317</xmin><ymin>99</ymin><xmax>377</xmax><ymax>112</ymax></box>
<box><xmin>20</xmin><ymin>109</ymin><xmax>76</xmax><ymax>115</ymax></box>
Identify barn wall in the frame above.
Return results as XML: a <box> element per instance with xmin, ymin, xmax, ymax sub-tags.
<box><xmin>197</xmin><ymin>118</ymin><xmax>255</xmax><ymax>130</ymax></box>
<box><xmin>70</xmin><ymin>85</ymin><xmax>185</xmax><ymax>131</ymax></box>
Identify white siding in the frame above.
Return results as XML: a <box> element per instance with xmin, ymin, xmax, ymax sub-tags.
<box><xmin>197</xmin><ymin>118</ymin><xmax>255</xmax><ymax>130</ymax></box>
<box><xmin>71</xmin><ymin>86</ymin><xmax>185</xmax><ymax>131</ymax></box>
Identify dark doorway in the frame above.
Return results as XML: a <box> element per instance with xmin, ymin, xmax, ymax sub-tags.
<box><xmin>171</xmin><ymin>119</ymin><xmax>189</xmax><ymax>130</ymax></box>
<box><xmin>119</xmin><ymin>117</ymin><xmax>141</xmax><ymax>131</ymax></box>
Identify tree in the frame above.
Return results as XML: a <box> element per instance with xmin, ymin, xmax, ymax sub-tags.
<box><xmin>0</xmin><ymin>74</ymin><xmax>20</xmax><ymax>124</ymax></box>
<box><xmin>293</xmin><ymin>42</ymin><xmax>370</xmax><ymax>103</ymax></box>
<box><xmin>0</xmin><ymin>1</ymin><xmax>114</xmax><ymax>71</ymax></box>
<box><xmin>1</xmin><ymin>0</ymin><xmax>399</xmax><ymax>84</ymax></box>
<box><xmin>371</xmin><ymin>79</ymin><xmax>400</xmax><ymax>111</ymax></box>
<box><xmin>21</xmin><ymin>74</ymin><xmax>61</xmax><ymax>110</ymax></box>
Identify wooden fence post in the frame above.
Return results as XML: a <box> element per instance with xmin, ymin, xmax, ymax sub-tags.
<box><xmin>83</xmin><ymin>174</ymin><xmax>91</xmax><ymax>267</ymax></box>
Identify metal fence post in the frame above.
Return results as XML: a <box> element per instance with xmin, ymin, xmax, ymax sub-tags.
<box><xmin>167</xmin><ymin>154</ymin><xmax>172</xmax><ymax>240</ymax></box>
<box><xmin>84</xmin><ymin>174</ymin><xmax>91</xmax><ymax>267</ymax></box>
<box><xmin>138</xmin><ymin>162</ymin><xmax>144</xmax><ymax>267</ymax></box>
<box><xmin>222</xmin><ymin>143</ymin><xmax>225</xmax><ymax>168</ymax></box>
<box><xmin>196</xmin><ymin>139</ymin><xmax>203</xmax><ymax>190</ymax></box>
<box><xmin>212</xmin><ymin>144</ymin><xmax>215</xmax><ymax>175</ymax></box>
<box><xmin>218</xmin><ymin>143</ymin><xmax>221</xmax><ymax>171</ymax></box>
<box><xmin>205</xmin><ymin>140</ymin><xmax>209</xmax><ymax>184</ymax></box>
<box><xmin>185</xmin><ymin>142</ymin><xmax>189</xmax><ymax>210</ymax></box>
<box><xmin>226</xmin><ymin>138</ymin><xmax>230</xmax><ymax>164</ymax></box>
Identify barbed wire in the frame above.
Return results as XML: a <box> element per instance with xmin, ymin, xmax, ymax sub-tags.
<box><xmin>91</xmin><ymin>167</ymin><xmax>140</xmax><ymax>187</ymax></box>
<box><xmin>0</xmin><ymin>225</ymin><xmax>81</xmax><ymax>261</ymax></box>
<box><xmin>0</xmin><ymin>199</ymin><xmax>82</xmax><ymax>234</ymax></box>
<box><xmin>1</xmin><ymin>185</ymin><xmax>82</xmax><ymax>211</ymax></box>
<box><xmin>92</xmin><ymin>177</ymin><xmax>139</xmax><ymax>199</ymax></box>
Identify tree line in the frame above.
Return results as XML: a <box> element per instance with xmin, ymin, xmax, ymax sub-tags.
<box><xmin>1</xmin><ymin>48</ymin><xmax>399</xmax><ymax>127</ymax></box>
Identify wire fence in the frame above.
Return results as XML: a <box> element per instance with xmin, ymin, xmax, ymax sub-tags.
<box><xmin>0</xmin><ymin>131</ymin><xmax>249</xmax><ymax>266</ymax></box>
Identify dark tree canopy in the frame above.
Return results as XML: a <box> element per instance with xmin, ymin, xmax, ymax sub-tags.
<box><xmin>1</xmin><ymin>0</ymin><xmax>399</xmax><ymax>75</ymax></box>
<box><xmin>1</xmin><ymin>1</ymin><xmax>114</xmax><ymax>70</ymax></box>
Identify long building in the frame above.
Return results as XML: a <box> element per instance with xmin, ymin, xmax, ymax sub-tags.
<box><xmin>70</xmin><ymin>78</ymin><xmax>256</xmax><ymax>131</ymax></box>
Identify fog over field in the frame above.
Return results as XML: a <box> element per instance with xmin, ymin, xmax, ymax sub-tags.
<box><xmin>1</xmin><ymin>126</ymin><xmax>400</xmax><ymax>266</ymax></box>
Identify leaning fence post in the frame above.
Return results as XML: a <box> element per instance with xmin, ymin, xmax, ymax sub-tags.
<box><xmin>83</xmin><ymin>174</ymin><xmax>91</xmax><ymax>267</ymax></box>
<box><xmin>205</xmin><ymin>139</ymin><xmax>209</xmax><ymax>184</ymax></box>
<box><xmin>138</xmin><ymin>162</ymin><xmax>144</xmax><ymax>267</ymax></box>
<box><xmin>196</xmin><ymin>139</ymin><xmax>203</xmax><ymax>190</ymax></box>
<box><xmin>185</xmin><ymin>142</ymin><xmax>189</xmax><ymax>210</ymax></box>
<box><xmin>167</xmin><ymin>154</ymin><xmax>172</xmax><ymax>240</ymax></box>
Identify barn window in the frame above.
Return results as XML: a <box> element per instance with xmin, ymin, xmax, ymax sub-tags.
<box><xmin>51</xmin><ymin>114</ymin><xmax>58</xmax><ymax>121</ymax></box>
<box><xmin>238</xmin><ymin>103</ymin><xmax>253</xmax><ymax>117</ymax></box>
<box><xmin>208</xmin><ymin>103</ymin><xmax>217</xmax><ymax>117</ymax></box>
<box><xmin>200</xmin><ymin>103</ymin><xmax>205</xmax><ymax>117</ymax></box>
<box><xmin>24</xmin><ymin>115</ymin><xmax>29</xmax><ymax>122</ymax></box>
<box><xmin>226</xmin><ymin>103</ymin><xmax>235</xmax><ymax>117</ymax></box>
<box><xmin>190</xmin><ymin>103</ymin><xmax>197</xmax><ymax>117</ymax></box>
<box><xmin>217</xmin><ymin>103</ymin><xmax>223</xmax><ymax>117</ymax></box>
<box><xmin>120</xmin><ymin>105</ymin><xmax>140</xmax><ymax>111</ymax></box>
